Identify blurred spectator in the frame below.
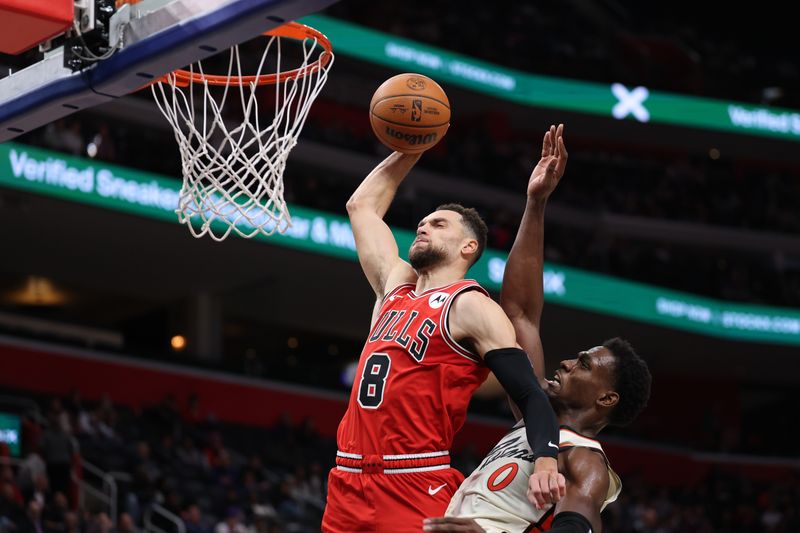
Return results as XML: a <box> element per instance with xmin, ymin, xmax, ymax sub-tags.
<box><xmin>19</xmin><ymin>499</ymin><xmax>44</xmax><ymax>533</ymax></box>
<box><xmin>214</xmin><ymin>507</ymin><xmax>248</xmax><ymax>533</ymax></box>
<box><xmin>116</xmin><ymin>512</ymin><xmax>139</xmax><ymax>533</ymax></box>
<box><xmin>16</xmin><ymin>453</ymin><xmax>46</xmax><ymax>499</ymax></box>
<box><xmin>1</xmin><ymin>480</ymin><xmax>27</xmax><ymax>530</ymax></box>
<box><xmin>86</xmin><ymin>512</ymin><xmax>112</xmax><ymax>533</ymax></box>
<box><xmin>183</xmin><ymin>503</ymin><xmax>212</xmax><ymax>533</ymax></box>
<box><xmin>62</xmin><ymin>511</ymin><xmax>80</xmax><ymax>533</ymax></box>
<box><xmin>176</xmin><ymin>437</ymin><xmax>205</xmax><ymax>469</ymax></box>
<box><xmin>0</xmin><ymin>466</ymin><xmax>23</xmax><ymax>507</ymax></box>
<box><xmin>24</xmin><ymin>475</ymin><xmax>50</xmax><ymax>509</ymax></box>
<box><xmin>42</xmin><ymin>491</ymin><xmax>69</xmax><ymax>533</ymax></box>
<box><xmin>39</xmin><ymin>411</ymin><xmax>76</xmax><ymax>496</ymax></box>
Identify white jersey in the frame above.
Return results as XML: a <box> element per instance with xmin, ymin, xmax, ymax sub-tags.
<box><xmin>446</xmin><ymin>425</ymin><xmax>621</xmax><ymax>532</ymax></box>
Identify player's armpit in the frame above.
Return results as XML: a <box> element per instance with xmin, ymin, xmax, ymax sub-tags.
<box><xmin>369</xmin><ymin>263</ymin><xmax>417</xmax><ymax>328</ymax></box>
<box><xmin>554</xmin><ymin>447</ymin><xmax>610</xmax><ymax>532</ymax></box>
<box><xmin>382</xmin><ymin>261</ymin><xmax>417</xmax><ymax>295</ymax></box>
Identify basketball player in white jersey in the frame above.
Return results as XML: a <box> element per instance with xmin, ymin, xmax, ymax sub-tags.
<box><xmin>424</xmin><ymin>125</ymin><xmax>652</xmax><ymax>532</ymax></box>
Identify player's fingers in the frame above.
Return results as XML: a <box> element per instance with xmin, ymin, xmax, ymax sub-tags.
<box><xmin>539</xmin><ymin>476</ymin><xmax>554</xmax><ymax>505</ymax></box>
<box><xmin>526</xmin><ymin>487</ymin><xmax>539</xmax><ymax>509</ymax></box>
<box><xmin>541</xmin><ymin>130</ymin><xmax>551</xmax><ymax>158</ymax></box>
<box><xmin>527</xmin><ymin>475</ymin><xmax>546</xmax><ymax>509</ymax></box>
<box><xmin>541</xmin><ymin>473</ymin><xmax>559</xmax><ymax>504</ymax></box>
<box><xmin>526</xmin><ymin>483</ymin><xmax>537</xmax><ymax>508</ymax></box>
<box><xmin>548</xmin><ymin>473</ymin><xmax>562</xmax><ymax>502</ymax></box>
<box><xmin>558</xmin><ymin>136</ymin><xmax>568</xmax><ymax>160</ymax></box>
<box><xmin>558</xmin><ymin>473</ymin><xmax>567</xmax><ymax>498</ymax></box>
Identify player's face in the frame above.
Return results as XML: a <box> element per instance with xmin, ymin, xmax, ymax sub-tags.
<box><xmin>409</xmin><ymin>210</ymin><xmax>471</xmax><ymax>270</ymax></box>
<box><xmin>545</xmin><ymin>346</ymin><xmax>616</xmax><ymax>409</ymax></box>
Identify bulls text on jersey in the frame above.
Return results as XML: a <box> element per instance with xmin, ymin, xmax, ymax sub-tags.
<box><xmin>368</xmin><ymin>310</ymin><xmax>437</xmax><ymax>362</ymax></box>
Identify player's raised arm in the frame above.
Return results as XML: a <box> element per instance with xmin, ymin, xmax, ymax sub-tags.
<box><xmin>449</xmin><ymin>291</ymin><xmax>564</xmax><ymax>508</ymax></box>
<box><xmin>346</xmin><ymin>152</ymin><xmax>420</xmax><ymax>297</ymax></box>
<box><xmin>500</xmin><ymin>124</ymin><xmax>567</xmax><ymax>379</ymax></box>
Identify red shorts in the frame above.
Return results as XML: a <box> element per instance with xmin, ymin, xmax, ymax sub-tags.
<box><xmin>322</xmin><ymin>467</ymin><xmax>466</xmax><ymax>533</ymax></box>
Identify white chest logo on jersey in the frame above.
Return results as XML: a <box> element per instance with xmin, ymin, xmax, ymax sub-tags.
<box><xmin>428</xmin><ymin>292</ymin><xmax>448</xmax><ymax>309</ymax></box>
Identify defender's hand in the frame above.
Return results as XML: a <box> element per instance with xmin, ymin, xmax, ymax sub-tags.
<box><xmin>527</xmin><ymin>457</ymin><xmax>566</xmax><ymax>509</ymax></box>
<box><xmin>527</xmin><ymin>123</ymin><xmax>568</xmax><ymax>202</ymax></box>
<box><xmin>424</xmin><ymin>517</ymin><xmax>486</xmax><ymax>532</ymax></box>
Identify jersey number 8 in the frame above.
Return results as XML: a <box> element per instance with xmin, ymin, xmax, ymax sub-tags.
<box><xmin>357</xmin><ymin>353</ymin><xmax>391</xmax><ymax>409</ymax></box>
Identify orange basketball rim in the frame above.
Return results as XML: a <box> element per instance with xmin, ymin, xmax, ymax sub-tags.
<box><xmin>163</xmin><ymin>22</ymin><xmax>332</xmax><ymax>87</ymax></box>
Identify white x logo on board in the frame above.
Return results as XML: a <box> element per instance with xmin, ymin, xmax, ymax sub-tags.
<box><xmin>611</xmin><ymin>83</ymin><xmax>650</xmax><ymax>122</ymax></box>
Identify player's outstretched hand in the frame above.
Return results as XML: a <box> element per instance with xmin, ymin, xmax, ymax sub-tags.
<box><xmin>423</xmin><ymin>517</ymin><xmax>486</xmax><ymax>532</ymax></box>
<box><xmin>527</xmin><ymin>457</ymin><xmax>567</xmax><ymax>509</ymax></box>
<box><xmin>527</xmin><ymin>123</ymin><xmax>568</xmax><ymax>202</ymax></box>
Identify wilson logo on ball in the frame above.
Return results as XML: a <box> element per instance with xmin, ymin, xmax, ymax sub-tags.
<box><xmin>384</xmin><ymin>127</ymin><xmax>438</xmax><ymax>145</ymax></box>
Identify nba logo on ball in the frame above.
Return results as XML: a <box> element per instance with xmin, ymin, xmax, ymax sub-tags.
<box><xmin>369</xmin><ymin>73</ymin><xmax>451</xmax><ymax>154</ymax></box>
<box><xmin>411</xmin><ymin>100</ymin><xmax>422</xmax><ymax>122</ymax></box>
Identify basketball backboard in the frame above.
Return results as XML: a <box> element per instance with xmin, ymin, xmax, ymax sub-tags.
<box><xmin>0</xmin><ymin>0</ymin><xmax>338</xmax><ymax>142</ymax></box>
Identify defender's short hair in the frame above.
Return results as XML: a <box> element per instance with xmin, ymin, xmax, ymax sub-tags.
<box><xmin>603</xmin><ymin>337</ymin><xmax>651</xmax><ymax>427</ymax></box>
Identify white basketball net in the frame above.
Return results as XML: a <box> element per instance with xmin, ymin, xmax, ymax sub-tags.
<box><xmin>151</xmin><ymin>29</ymin><xmax>333</xmax><ymax>241</ymax></box>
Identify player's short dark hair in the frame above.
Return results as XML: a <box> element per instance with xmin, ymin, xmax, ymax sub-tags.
<box><xmin>436</xmin><ymin>203</ymin><xmax>488</xmax><ymax>266</ymax></box>
<box><xmin>602</xmin><ymin>337</ymin><xmax>651</xmax><ymax>427</ymax></box>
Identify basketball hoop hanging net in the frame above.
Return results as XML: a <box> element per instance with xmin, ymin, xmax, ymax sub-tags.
<box><xmin>151</xmin><ymin>23</ymin><xmax>333</xmax><ymax>241</ymax></box>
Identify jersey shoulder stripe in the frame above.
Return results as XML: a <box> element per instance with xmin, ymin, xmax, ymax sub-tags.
<box><xmin>440</xmin><ymin>281</ymin><xmax>489</xmax><ymax>363</ymax></box>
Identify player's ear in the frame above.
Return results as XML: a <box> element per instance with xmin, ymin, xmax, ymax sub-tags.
<box><xmin>461</xmin><ymin>238</ymin><xmax>478</xmax><ymax>259</ymax></box>
<box><xmin>597</xmin><ymin>391</ymin><xmax>619</xmax><ymax>409</ymax></box>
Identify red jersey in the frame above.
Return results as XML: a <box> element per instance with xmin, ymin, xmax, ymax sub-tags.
<box><xmin>336</xmin><ymin>280</ymin><xmax>490</xmax><ymax>458</ymax></box>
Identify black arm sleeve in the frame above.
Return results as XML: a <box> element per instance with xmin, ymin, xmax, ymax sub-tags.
<box><xmin>484</xmin><ymin>347</ymin><xmax>558</xmax><ymax>459</ymax></box>
<box><xmin>547</xmin><ymin>512</ymin><xmax>593</xmax><ymax>533</ymax></box>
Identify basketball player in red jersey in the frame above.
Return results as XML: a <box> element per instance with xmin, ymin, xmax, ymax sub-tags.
<box><xmin>424</xmin><ymin>125</ymin><xmax>652</xmax><ymax>533</ymax></box>
<box><xmin>321</xmin><ymin>133</ymin><xmax>568</xmax><ymax>532</ymax></box>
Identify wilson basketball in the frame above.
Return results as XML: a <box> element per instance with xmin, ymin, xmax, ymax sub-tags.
<box><xmin>369</xmin><ymin>73</ymin><xmax>450</xmax><ymax>154</ymax></box>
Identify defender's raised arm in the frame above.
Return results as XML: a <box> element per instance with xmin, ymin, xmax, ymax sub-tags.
<box><xmin>501</xmin><ymin>123</ymin><xmax>567</xmax><ymax>379</ymax></box>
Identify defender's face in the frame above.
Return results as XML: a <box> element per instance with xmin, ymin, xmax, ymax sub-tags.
<box><xmin>545</xmin><ymin>346</ymin><xmax>616</xmax><ymax>408</ymax></box>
